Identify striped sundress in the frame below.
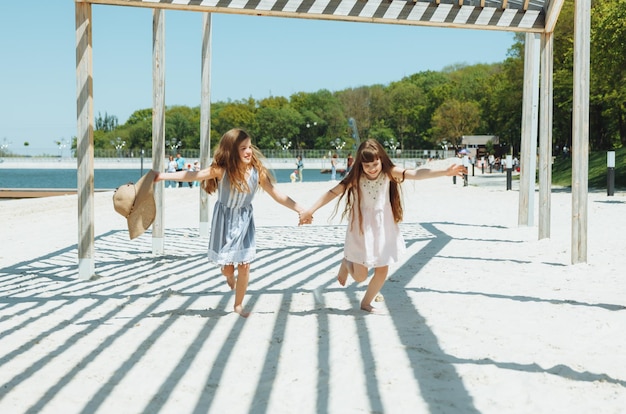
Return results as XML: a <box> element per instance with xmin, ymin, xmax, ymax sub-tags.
<box><xmin>208</xmin><ymin>168</ymin><xmax>258</xmax><ymax>265</ymax></box>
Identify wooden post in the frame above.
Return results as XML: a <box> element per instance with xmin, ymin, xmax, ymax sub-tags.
<box><xmin>518</xmin><ymin>33</ymin><xmax>540</xmax><ymax>227</ymax></box>
<box><xmin>199</xmin><ymin>13</ymin><xmax>212</xmax><ymax>237</ymax></box>
<box><xmin>76</xmin><ymin>2</ymin><xmax>95</xmax><ymax>280</ymax></box>
<box><xmin>538</xmin><ymin>32</ymin><xmax>553</xmax><ymax>240</ymax></box>
<box><xmin>152</xmin><ymin>9</ymin><xmax>166</xmax><ymax>254</ymax></box>
<box><xmin>571</xmin><ymin>0</ymin><xmax>590</xmax><ymax>264</ymax></box>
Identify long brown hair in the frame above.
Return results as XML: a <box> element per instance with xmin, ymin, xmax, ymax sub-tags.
<box><xmin>201</xmin><ymin>128</ymin><xmax>273</xmax><ymax>194</ymax></box>
<box><xmin>335</xmin><ymin>139</ymin><xmax>403</xmax><ymax>232</ymax></box>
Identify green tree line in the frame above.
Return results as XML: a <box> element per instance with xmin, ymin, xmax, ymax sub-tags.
<box><xmin>92</xmin><ymin>0</ymin><xmax>624</xmax><ymax>155</ymax></box>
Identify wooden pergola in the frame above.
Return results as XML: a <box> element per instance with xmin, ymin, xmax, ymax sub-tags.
<box><xmin>75</xmin><ymin>0</ymin><xmax>589</xmax><ymax>280</ymax></box>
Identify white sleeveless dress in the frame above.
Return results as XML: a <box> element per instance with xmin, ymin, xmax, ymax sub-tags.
<box><xmin>344</xmin><ymin>173</ymin><xmax>406</xmax><ymax>268</ymax></box>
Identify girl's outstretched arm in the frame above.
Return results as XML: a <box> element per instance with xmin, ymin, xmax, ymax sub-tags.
<box><xmin>259</xmin><ymin>177</ymin><xmax>305</xmax><ymax>216</ymax></box>
<box><xmin>393</xmin><ymin>163</ymin><xmax>466</xmax><ymax>181</ymax></box>
<box><xmin>299</xmin><ymin>182</ymin><xmax>345</xmax><ymax>225</ymax></box>
<box><xmin>154</xmin><ymin>165</ymin><xmax>222</xmax><ymax>183</ymax></box>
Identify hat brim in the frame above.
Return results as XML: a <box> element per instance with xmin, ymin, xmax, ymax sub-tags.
<box><xmin>127</xmin><ymin>170</ymin><xmax>157</xmax><ymax>240</ymax></box>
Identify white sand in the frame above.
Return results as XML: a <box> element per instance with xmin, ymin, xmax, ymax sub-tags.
<box><xmin>1</xmin><ymin>172</ymin><xmax>625</xmax><ymax>413</ymax></box>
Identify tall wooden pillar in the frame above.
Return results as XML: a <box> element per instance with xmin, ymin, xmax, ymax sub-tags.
<box><xmin>76</xmin><ymin>2</ymin><xmax>95</xmax><ymax>279</ymax></box>
<box><xmin>538</xmin><ymin>32</ymin><xmax>554</xmax><ymax>240</ymax></box>
<box><xmin>571</xmin><ymin>0</ymin><xmax>590</xmax><ymax>263</ymax></box>
<box><xmin>152</xmin><ymin>9</ymin><xmax>166</xmax><ymax>254</ymax></box>
<box><xmin>199</xmin><ymin>13</ymin><xmax>212</xmax><ymax>237</ymax></box>
<box><xmin>518</xmin><ymin>33</ymin><xmax>540</xmax><ymax>227</ymax></box>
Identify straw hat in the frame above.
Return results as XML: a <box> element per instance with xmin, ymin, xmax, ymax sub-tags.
<box><xmin>113</xmin><ymin>170</ymin><xmax>157</xmax><ymax>240</ymax></box>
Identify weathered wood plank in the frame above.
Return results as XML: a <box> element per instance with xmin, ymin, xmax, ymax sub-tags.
<box><xmin>571</xmin><ymin>0</ymin><xmax>590</xmax><ymax>264</ymax></box>
<box><xmin>76</xmin><ymin>2</ymin><xmax>95</xmax><ymax>280</ymax></box>
<box><xmin>199</xmin><ymin>13</ymin><xmax>212</xmax><ymax>238</ymax></box>
<box><xmin>538</xmin><ymin>31</ymin><xmax>553</xmax><ymax>239</ymax></box>
<box><xmin>518</xmin><ymin>32</ymin><xmax>540</xmax><ymax>227</ymax></box>
<box><xmin>152</xmin><ymin>8</ymin><xmax>165</xmax><ymax>255</ymax></box>
<box><xmin>78</xmin><ymin>0</ymin><xmax>546</xmax><ymax>32</ymax></box>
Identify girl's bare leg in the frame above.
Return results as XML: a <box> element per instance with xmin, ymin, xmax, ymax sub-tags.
<box><xmin>338</xmin><ymin>259</ymin><xmax>367</xmax><ymax>285</ymax></box>
<box><xmin>337</xmin><ymin>259</ymin><xmax>349</xmax><ymax>286</ymax></box>
<box><xmin>234</xmin><ymin>263</ymin><xmax>250</xmax><ymax>318</ymax></box>
<box><xmin>360</xmin><ymin>266</ymin><xmax>388</xmax><ymax>312</ymax></box>
<box><xmin>351</xmin><ymin>262</ymin><xmax>368</xmax><ymax>283</ymax></box>
<box><xmin>221</xmin><ymin>265</ymin><xmax>236</xmax><ymax>290</ymax></box>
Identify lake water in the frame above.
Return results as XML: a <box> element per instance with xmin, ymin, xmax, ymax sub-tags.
<box><xmin>0</xmin><ymin>168</ymin><xmax>338</xmax><ymax>189</ymax></box>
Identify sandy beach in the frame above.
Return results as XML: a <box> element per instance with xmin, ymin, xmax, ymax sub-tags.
<box><xmin>1</xmin><ymin>171</ymin><xmax>625</xmax><ymax>413</ymax></box>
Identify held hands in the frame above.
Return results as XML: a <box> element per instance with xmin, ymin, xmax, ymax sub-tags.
<box><xmin>298</xmin><ymin>210</ymin><xmax>314</xmax><ymax>226</ymax></box>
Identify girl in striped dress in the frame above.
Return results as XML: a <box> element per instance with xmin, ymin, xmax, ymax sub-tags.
<box><xmin>156</xmin><ymin>128</ymin><xmax>306</xmax><ymax>317</ymax></box>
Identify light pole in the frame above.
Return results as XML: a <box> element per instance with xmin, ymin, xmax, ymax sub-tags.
<box><xmin>54</xmin><ymin>138</ymin><xmax>68</xmax><ymax>159</ymax></box>
<box><xmin>384</xmin><ymin>138</ymin><xmax>399</xmax><ymax>156</ymax></box>
<box><xmin>607</xmin><ymin>151</ymin><xmax>615</xmax><ymax>196</ymax></box>
<box><xmin>276</xmin><ymin>138</ymin><xmax>292</xmax><ymax>156</ymax></box>
<box><xmin>333</xmin><ymin>138</ymin><xmax>345</xmax><ymax>154</ymax></box>
<box><xmin>111</xmin><ymin>137</ymin><xmax>126</xmax><ymax>159</ymax></box>
<box><xmin>0</xmin><ymin>138</ymin><xmax>11</xmax><ymax>160</ymax></box>
<box><xmin>440</xmin><ymin>140</ymin><xmax>448</xmax><ymax>159</ymax></box>
<box><xmin>301</xmin><ymin>121</ymin><xmax>317</xmax><ymax>152</ymax></box>
<box><xmin>166</xmin><ymin>138</ymin><xmax>181</xmax><ymax>154</ymax></box>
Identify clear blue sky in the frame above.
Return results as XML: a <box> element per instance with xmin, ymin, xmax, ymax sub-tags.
<box><xmin>0</xmin><ymin>1</ymin><xmax>516</xmax><ymax>152</ymax></box>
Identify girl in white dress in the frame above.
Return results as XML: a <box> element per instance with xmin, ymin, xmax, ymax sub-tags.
<box><xmin>156</xmin><ymin>129</ymin><xmax>306</xmax><ymax>317</ymax></box>
<box><xmin>300</xmin><ymin>139</ymin><xmax>465</xmax><ymax>312</ymax></box>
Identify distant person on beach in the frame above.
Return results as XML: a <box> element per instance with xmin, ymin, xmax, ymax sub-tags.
<box><xmin>330</xmin><ymin>153</ymin><xmax>338</xmax><ymax>181</ymax></box>
<box><xmin>296</xmin><ymin>155</ymin><xmax>304</xmax><ymax>182</ymax></box>
<box><xmin>299</xmin><ymin>139</ymin><xmax>466</xmax><ymax>313</ymax></box>
<box><xmin>155</xmin><ymin>128</ymin><xmax>306</xmax><ymax>317</ymax></box>
<box><xmin>462</xmin><ymin>153</ymin><xmax>470</xmax><ymax>187</ymax></box>
<box><xmin>175</xmin><ymin>153</ymin><xmax>186</xmax><ymax>188</ymax></box>
<box><xmin>166</xmin><ymin>155</ymin><xmax>177</xmax><ymax>188</ymax></box>
<box><xmin>290</xmin><ymin>169</ymin><xmax>298</xmax><ymax>183</ymax></box>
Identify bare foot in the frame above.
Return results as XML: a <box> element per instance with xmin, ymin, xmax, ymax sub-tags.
<box><xmin>234</xmin><ymin>304</ymin><xmax>250</xmax><ymax>318</ymax></box>
<box><xmin>337</xmin><ymin>259</ymin><xmax>348</xmax><ymax>286</ymax></box>
<box><xmin>361</xmin><ymin>304</ymin><xmax>374</xmax><ymax>312</ymax></box>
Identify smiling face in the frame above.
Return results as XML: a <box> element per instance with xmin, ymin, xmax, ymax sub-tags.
<box><xmin>361</xmin><ymin>158</ymin><xmax>382</xmax><ymax>179</ymax></box>
<box><xmin>238</xmin><ymin>137</ymin><xmax>253</xmax><ymax>165</ymax></box>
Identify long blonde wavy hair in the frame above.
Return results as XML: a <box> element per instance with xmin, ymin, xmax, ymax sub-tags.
<box><xmin>201</xmin><ymin>128</ymin><xmax>273</xmax><ymax>194</ymax></box>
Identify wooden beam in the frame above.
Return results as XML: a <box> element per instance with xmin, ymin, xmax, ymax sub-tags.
<box><xmin>544</xmin><ymin>0</ymin><xmax>565</xmax><ymax>33</ymax></box>
<box><xmin>518</xmin><ymin>33</ymin><xmax>540</xmax><ymax>227</ymax></box>
<box><xmin>199</xmin><ymin>13</ymin><xmax>212</xmax><ymax>238</ymax></box>
<box><xmin>0</xmin><ymin>188</ymin><xmax>109</xmax><ymax>199</ymax></box>
<box><xmin>78</xmin><ymin>0</ymin><xmax>546</xmax><ymax>33</ymax></box>
<box><xmin>571</xmin><ymin>0</ymin><xmax>590</xmax><ymax>263</ymax></box>
<box><xmin>152</xmin><ymin>8</ymin><xmax>165</xmax><ymax>255</ymax></box>
<box><xmin>76</xmin><ymin>2</ymin><xmax>95</xmax><ymax>280</ymax></box>
<box><xmin>538</xmin><ymin>32</ymin><xmax>553</xmax><ymax>240</ymax></box>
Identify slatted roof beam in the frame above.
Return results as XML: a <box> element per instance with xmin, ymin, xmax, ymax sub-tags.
<box><xmin>544</xmin><ymin>0</ymin><xmax>564</xmax><ymax>32</ymax></box>
<box><xmin>79</xmin><ymin>0</ymin><xmax>547</xmax><ymax>33</ymax></box>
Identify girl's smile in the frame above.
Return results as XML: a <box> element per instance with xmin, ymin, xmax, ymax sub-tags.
<box><xmin>362</xmin><ymin>159</ymin><xmax>382</xmax><ymax>179</ymax></box>
<box><xmin>239</xmin><ymin>138</ymin><xmax>253</xmax><ymax>164</ymax></box>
